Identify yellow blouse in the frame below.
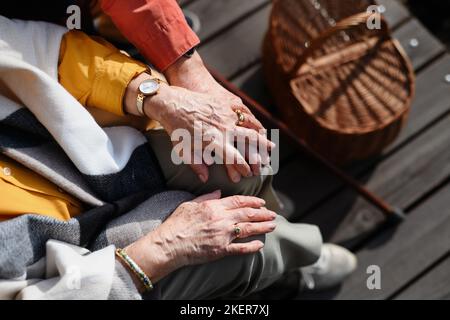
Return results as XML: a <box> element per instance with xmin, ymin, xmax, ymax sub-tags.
<box><xmin>0</xmin><ymin>155</ymin><xmax>82</xmax><ymax>221</ymax></box>
<box><xmin>0</xmin><ymin>30</ymin><xmax>151</xmax><ymax>221</ymax></box>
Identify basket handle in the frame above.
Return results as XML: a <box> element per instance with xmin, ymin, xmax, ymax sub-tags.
<box><xmin>289</xmin><ymin>11</ymin><xmax>389</xmax><ymax>77</ymax></box>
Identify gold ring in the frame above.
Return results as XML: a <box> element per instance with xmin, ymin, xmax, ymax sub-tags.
<box><xmin>233</xmin><ymin>225</ymin><xmax>242</xmax><ymax>237</ymax></box>
<box><xmin>235</xmin><ymin>110</ymin><xmax>245</xmax><ymax>126</ymax></box>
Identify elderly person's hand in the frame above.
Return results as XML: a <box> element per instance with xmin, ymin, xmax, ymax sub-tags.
<box><xmin>146</xmin><ymin>83</ymin><xmax>274</xmax><ymax>183</ymax></box>
<box><xmin>125</xmin><ymin>72</ymin><xmax>274</xmax><ymax>184</ymax></box>
<box><xmin>164</xmin><ymin>52</ymin><xmax>273</xmax><ymax>180</ymax></box>
<box><xmin>164</xmin><ymin>52</ymin><xmax>250</xmax><ymax>115</ymax></box>
<box><xmin>122</xmin><ymin>190</ymin><xmax>276</xmax><ymax>289</ymax></box>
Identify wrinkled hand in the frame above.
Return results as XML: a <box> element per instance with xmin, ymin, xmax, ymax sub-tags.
<box><xmin>145</xmin><ymin>83</ymin><xmax>274</xmax><ymax>183</ymax></box>
<box><xmin>125</xmin><ymin>191</ymin><xmax>277</xmax><ymax>283</ymax></box>
<box><xmin>155</xmin><ymin>190</ymin><xmax>276</xmax><ymax>267</ymax></box>
<box><xmin>165</xmin><ymin>52</ymin><xmax>247</xmax><ymax>109</ymax></box>
<box><xmin>162</xmin><ymin>52</ymin><xmax>273</xmax><ymax>181</ymax></box>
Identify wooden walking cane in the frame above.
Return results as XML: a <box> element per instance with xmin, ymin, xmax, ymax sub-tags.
<box><xmin>207</xmin><ymin>66</ymin><xmax>406</xmax><ymax>224</ymax></box>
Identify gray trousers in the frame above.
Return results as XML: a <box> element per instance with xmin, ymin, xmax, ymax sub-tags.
<box><xmin>147</xmin><ymin>130</ymin><xmax>323</xmax><ymax>299</ymax></box>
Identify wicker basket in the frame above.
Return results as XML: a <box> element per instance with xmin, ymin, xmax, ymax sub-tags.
<box><xmin>263</xmin><ymin>0</ymin><xmax>415</xmax><ymax>164</ymax></box>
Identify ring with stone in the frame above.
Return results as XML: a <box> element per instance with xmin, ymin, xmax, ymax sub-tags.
<box><xmin>233</xmin><ymin>225</ymin><xmax>242</xmax><ymax>237</ymax></box>
<box><xmin>235</xmin><ymin>110</ymin><xmax>245</xmax><ymax>126</ymax></box>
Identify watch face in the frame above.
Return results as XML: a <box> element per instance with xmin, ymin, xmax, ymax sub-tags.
<box><xmin>139</xmin><ymin>79</ymin><xmax>160</xmax><ymax>95</ymax></box>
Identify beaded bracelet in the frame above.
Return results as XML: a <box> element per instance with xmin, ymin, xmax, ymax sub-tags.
<box><xmin>115</xmin><ymin>248</ymin><xmax>154</xmax><ymax>292</ymax></box>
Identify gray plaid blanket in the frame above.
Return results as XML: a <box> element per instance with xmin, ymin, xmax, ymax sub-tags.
<box><xmin>0</xmin><ymin>16</ymin><xmax>192</xmax><ymax>299</ymax></box>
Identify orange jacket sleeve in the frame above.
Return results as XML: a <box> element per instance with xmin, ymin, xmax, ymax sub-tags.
<box><xmin>101</xmin><ymin>0</ymin><xmax>200</xmax><ymax>71</ymax></box>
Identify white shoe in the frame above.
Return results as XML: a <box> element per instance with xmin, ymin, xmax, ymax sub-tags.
<box><xmin>300</xmin><ymin>243</ymin><xmax>357</xmax><ymax>291</ymax></box>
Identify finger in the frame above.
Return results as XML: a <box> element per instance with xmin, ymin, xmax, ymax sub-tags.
<box><xmin>211</xmin><ymin>134</ymin><xmax>248</xmax><ymax>179</ymax></box>
<box><xmin>220</xmin><ymin>195</ymin><xmax>265</xmax><ymax>209</ymax></box>
<box><xmin>233</xmin><ymin>221</ymin><xmax>276</xmax><ymax>239</ymax></box>
<box><xmin>225</xmin><ymin>164</ymin><xmax>242</xmax><ymax>183</ymax></box>
<box><xmin>232</xmin><ymin>105</ymin><xmax>265</xmax><ymax>131</ymax></box>
<box><xmin>226</xmin><ymin>240</ymin><xmax>265</xmax><ymax>255</ymax></box>
<box><xmin>235</xmin><ymin>127</ymin><xmax>276</xmax><ymax>151</ymax></box>
<box><xmin>223</xmin><ymin>143</ymin><xmax>252</xmax><ymax>178</ymax></box>
<box><xmin>245</xmin><ymin>143</ymin><xmax>261</xmax><ymax>176</ymax></box>
<box><xmin>192</xmin><ymin>190</ymin><xmax>221</xmax><ymax>203</ymax></box>
<box><xmin>189</xmin><ymin>163</ymin><xmax>209</xmax><ymax>183</ymax></box>
<box><xmin>255</xmin><ymin>154</ymin><xmax>262</xmax><ymax>175</ymax></box>
<box><xmin>238</xmin><ymin>113</ymin><xmax>265</xmax><ymax>132</ymax></box>
<box><xmin>260</xmin><ymin>148</ymin><xmax>271</xmax><ymax>167</ymax></box>
<box><xmin>232</xmin><ymin>159</ymin><xmax>252</xmax><ymax>179</ymax></box>
<box><xmin>230</xmin><ymin>207</ymin><xmax>277</xmax><ymax>223</ymax></box>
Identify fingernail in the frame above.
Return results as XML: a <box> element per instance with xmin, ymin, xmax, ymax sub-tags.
<box><xmin>232</xmin><ymin>173</ymin><xmax>241</xmax><ymax>183</ymax></box>
<box><xmin>199</xmin><ymin>174</ymin><xmax>207</xmax><ymax>183</ymax></box>
<box><xmin>268</xmin><ymin>223</ymin><xmax>276</xmax><ymax>230</ymax></box>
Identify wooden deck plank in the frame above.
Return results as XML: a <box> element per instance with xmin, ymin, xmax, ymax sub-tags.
<box><xmin>185</xmin><ymin>0</ymin><xmax>269</xmax><ymax>42</ymax></box>
<box><xmin>201</xmin><ymin>0</ymin><xmax>410</xmax><ymax>81</ymax></box>
<box><xmin>274</xmin><ymin>54</ymin><xmax>450</xmax><ymax>220</ymax></box>
<box><xmin>191</xmin><ymin>0</ymin><xmax>450</xmax><ymax>300</ymax></box>
<box><xmin>231</xmin><ymin>0</ymin><xmax>411</xmax><ymax>91</ymax></box>
<box><xmin>385</xmin><ymin>54</ymin><xmax>450</xmax><ymax>152</ymax></box>
<box><xmin>394</xmin><ymin>18</ymin><xmax>445</xmax><ymax>70</ymax></box>
<box><xmin>395</xmin><ymin>254</ymin><xmax>450</xmax><ymax>300</ymax></box>
<box><xmin>231</xmin><ymin>19</ymin><xmax>437</xmax><ymax>168</ymax></box>
<box><xmin>184</xmin><ymin>0</ymin><xmax>450</xmax><ymax>300</ymax></box>
<box><xmin>321</xmin><ymin>55</ymin><xmax>450</xmax><ymax>241</ymax></box>
<box><xmin>198</xmin><ymin>4</ymin><xmax>271</xmax><ymax>79</ymax></box>
<box><xmin>303</xmin><ymin>108</ymin><xmax>450</xmax><ymax>244</ymax></box>
<box><xmin>331</xmin><ymin>183</ymin><xmax>450</xmax><ymax>300</ymax></box>
<box><xmin>377</xmin><ymin>0</ymin><xmax>411</xmax><ymax>27</ymax></box>
<box><xmin>182</xmin><ymin>0</ymin><xmax>410</xmax><ymax>29</ymax></box>
<box><xmin>201</xmin><ymin>0</ymin><xmax>450</xmax><ymax>249</ymax></box>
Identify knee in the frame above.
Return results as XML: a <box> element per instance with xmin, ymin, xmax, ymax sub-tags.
<box><xmin>221</xmin><ymin>175</ymin><xmax>264</xmax><ymax>197</ymax></box>
<box><xmin>216</xmin><ymin>165</ymin><xmax>273</xmax><ymax>198</ymax></box>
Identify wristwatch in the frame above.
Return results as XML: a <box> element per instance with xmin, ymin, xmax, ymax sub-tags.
<box><xmin>136</xmin><ymin>71</ymin><xmax>167</xmax><ymax>117</ymax></box>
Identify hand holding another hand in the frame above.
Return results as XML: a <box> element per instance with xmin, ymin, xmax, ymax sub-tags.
<box><xmin>124</xmin><ymin>52</ymin><xmax>275</xmax><ymax>183</ymax></box>
<box><xmin>145</xmin><ymin>83</ymin><xmax>274</xmax><ymax>183</ymax></box>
